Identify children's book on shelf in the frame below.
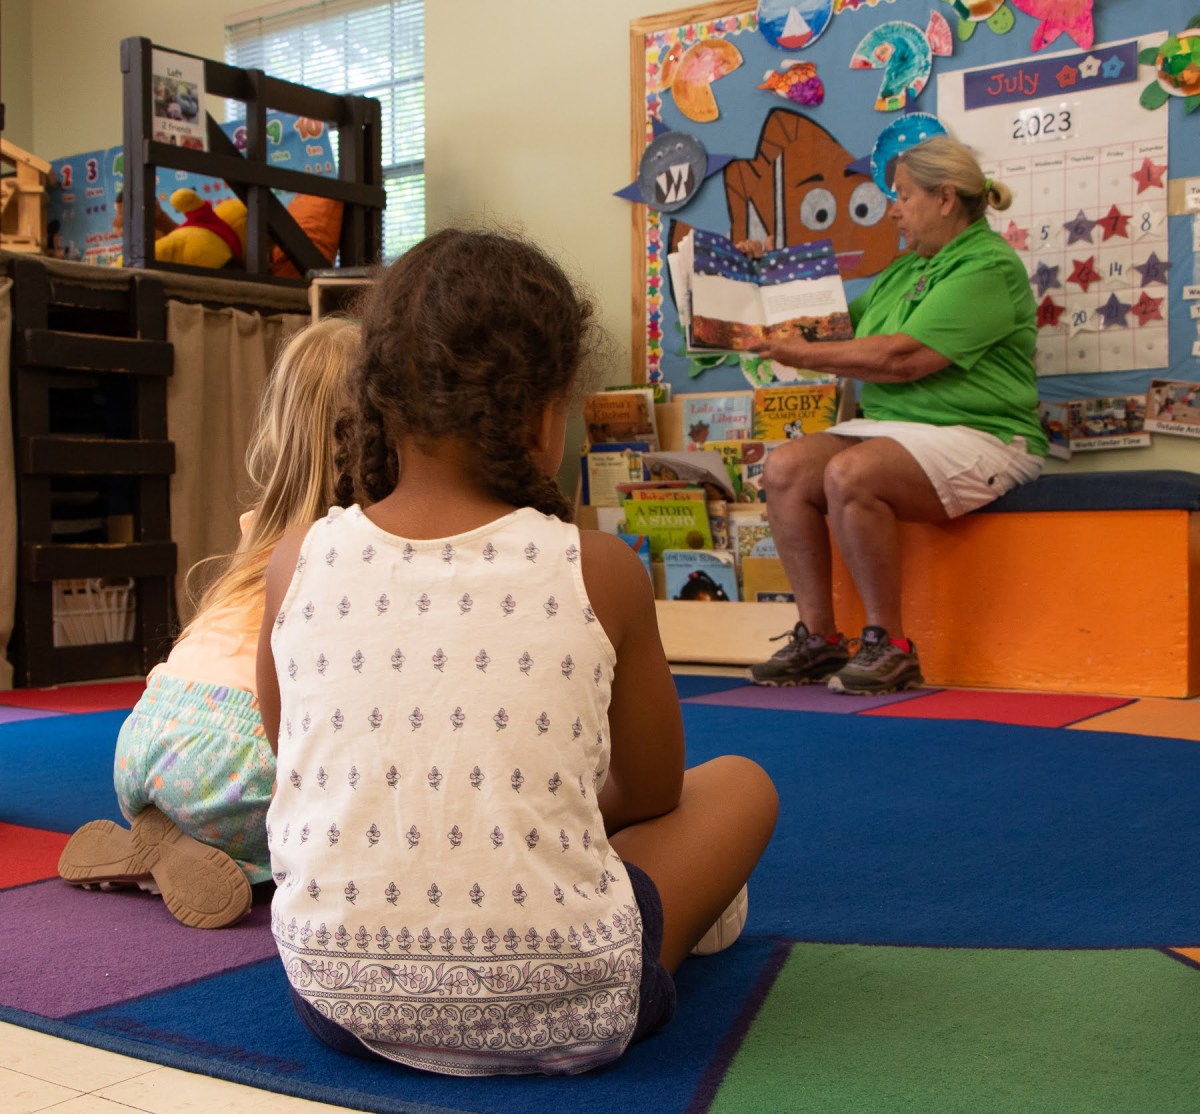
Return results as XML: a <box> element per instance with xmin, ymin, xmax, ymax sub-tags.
<box><xmin>582</xmin><ymin>388</ymin><xmax>659</xmax><ymax>449</ymax></box>
<box><xmin>752</xmin><ymin>382</ymin><xmax>839</xmax><ymax>440</ymax></box>
<box><xmin>669</xmin><ymin>229</ymin><xmax>853</xmax><ymax>352</ymax></box>
<box><xmin>742</xmin><ymin>556</ymin><xmax>793</xmax><ymax>603</ymax></box>
<box><xmin>1038</xmin><ymin>395</ymin><xmax>1149</xmax><ymax>457</ymax></box>
<box><xmin>681</xmin><ymin>391</ymin><xmax>754</xmax><ymax>449</ymax></box>
<box><xmin>605</xmin><ymin>381</ymin><xmax>672</xmax><ymax>403</ymax></box>
<box><xmin>1144</xmin><ymin>379</ymin><xmax>1200</xmax><ymax>439</ymax></box>
<box><xmin>705</xmin><ymin>439</ymin><xmax>786</xmax><ymax>502</ymax></box>
<box><xmin>727</xmin><ymin>505</ymin><xmax>773</xmax><ymax>579</ymax></box>
<box><xmin>618</xmin><ymin>533</ymin><xmax>653</xmax><ymax>581</ymax></box>
<box><xmin>641</xmin><ymin>451</ymin><xmax>736</xmax><ymax>502</ymax></box>
<box><xmin>663</xmin><ymin>549</ymin><xmax>739</xmax><ymax>602</ymax></box>
<box><xmin>621</xmin><ymin>492</ymin><xmax>713</xmax><ymax>558</ymax></box>
<box><xmin>580</xmin><ymin>442</ymin><xmax>649</xmax><ymax>507</ymax></box>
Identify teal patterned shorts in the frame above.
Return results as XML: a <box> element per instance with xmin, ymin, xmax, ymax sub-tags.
<box><xmin>113</xmin><ymin>673</ymin><xmax>275</xmax><ymax>883</ymax></box>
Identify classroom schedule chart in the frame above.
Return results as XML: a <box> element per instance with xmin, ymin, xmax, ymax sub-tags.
<box><xmin>939</xmin><ymin>36</ymin><xmax>1170</xmax><ymax>377</ymax></box>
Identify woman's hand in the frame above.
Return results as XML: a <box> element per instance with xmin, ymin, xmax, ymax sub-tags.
<box><xmin>735</xmin><ymin>238</ymin><xmax>766</xmax><ymax>259</ymax></box>
<box><xmin>751</xmin><ymin>335</ymin><xmax>813</xmax><ymax>369</ymax></box>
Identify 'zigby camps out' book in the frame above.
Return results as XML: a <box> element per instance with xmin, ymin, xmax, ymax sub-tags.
<box><xmin>670</xmin><ymin>229</ymin><xmax>853</xmax><ymax>353</ymax></box>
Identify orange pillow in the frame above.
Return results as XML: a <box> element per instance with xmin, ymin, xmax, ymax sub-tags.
<box><xmin>271</xmin><ymin>194</ymin><xmax>343</xmax><ymax>278</ymax></box>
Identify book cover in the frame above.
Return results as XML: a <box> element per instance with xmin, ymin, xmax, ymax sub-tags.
<box><xmin>663</xmin><ymin>549</ymin><xmax>739</xmax><ymax>602</ymax></box>
<box><xmin>705</xmin><ymin>439</ymin><xmax>787</xmax><ymax>502</ymax></box>
<box><xmin>618</xmin><ymin>533</ymin><xmax>653</xmax><ymax>581</ymax></box>
<box><xmin>672</xmin><ymin>229</ymin><xmax>853</xmax><ymax>352</ymax></box>
<box><xmin>752</xmin><ymin>383</ymin><xmax>839</xmax><ymax>441</ymax></box>
<box><xmin>728</xmin><ymin>506</ymin><xmax>772</xmax><ymax>575</ymax></box>
<box><xmin>1144</xmin><ymin>379</ymin><xmax>1200</xmax><ymax>438</ymax></box>
<box><xmin>621</xmin><ymin>498</ymin><xmax>713</xmax><ymax>558</ymax></box>
<box><xmin>640</xmin><ymin>450</ymin><xmax>736</xmax><ymax>501</ymax></box>
<box><xmin>742</xmin><ymin>555</ymin><xmax>793</xmax><ymax>603</ymax></box>
<box><xmin>606</xmin><ymin>382</ymin><xmax>672</xmax><ymax>403</ymax></box>
<box><xmin>681</xmin><ymin>391</ymin><xmax>755</xmax><ymax>449</ymax></box>
<box><xmin>582</xmin><ymin>388</ymin><xmax>659</xmax><ymax>448</ymax></box>
<box><xmin>581</xmin><ymin>443</ymin><xmax>649</xmax><ymax>507</ymax></box>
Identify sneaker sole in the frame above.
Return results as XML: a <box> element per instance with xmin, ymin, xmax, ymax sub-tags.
<box><xmin>58</xmin><ymin>819</ymin><xmax>154</xmax><ymax>888</ymax></box>
<box><xmin>746</xmin><ymin>666</ymin><xmax>847</xmax><ymax>687</ymax></box>
<box><xmin>691</xmin><ymin>884</ymin><xmax>748</xmax><ymax>956</ymax></box>
<box><xmin>827</xmin><ymin>668</ymin><xmax>924</xmax><ymax>696</ymax></box>
<box><xmin>130</xmin><ymin>806</ymin><xmax>253</xmax><ymax>930</ymax></box>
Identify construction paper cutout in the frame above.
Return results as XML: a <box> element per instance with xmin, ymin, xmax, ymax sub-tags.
<box><xmin>1096</xmin><ymin>293</ymin><xmax>1132</xmax><ymax>329</ymax></box>
<box><xmin>1138</xmin><ymin>28</ymin><xmax>1200</xmax><ymax>112</ymax></box>
<box><xmin>615</xmin><ymin>119</ymin><xmax>734</xmax><ymax>208</ymax></box>
<box><xmin>851</xmin><ymin>15</ymin><xmax>953</xmax><ymax>111</ymax></box>
<box><xmin>1062</xmin><ymin>209</ymin><xmax>1097</xmax><ymax>246</ymax></box>
<box><xmin>661</xmin><ymin>38</ymin><xmax>743</xmax><ymax>123</ymax></box>
<box><xmin>1130</xmin><ymin>290</ymin><xmax>1165</xmax><ymax>326</ymax></box>
<box><xmin>1067</xmin><ymin>256</ymin><xmax>1101</xmax><ymax>292</ymax></box>
<box><xmin>949</xmin><ymin>0</ymin><xmax>1015</xmax><ymax>42</ymax></box>
<box><xmin>1134</xmin><ymin>251</ymin><xmax>1171</xmax><ymax>286</ymax></box>
<box><xmin>1037</xmin><ymin>295</ymin><xmax>1065</xmax><ymax>328</ymax></box>
<box><xmin>870</xmin><ymin>112</ymin><xmax>946</xmax><ymax>198</ymax></box>
<box><xmin>719</xmin><ymin>109</ymin><xmax>900</xmax><ymax>280</ymax></box>
<box><xmin>757</xmin><ymin>1</ymin><xmax>834</xmax><ymax>50</ymax></box>
<box><xmin>1131</xmin><ymin>156</ymin><xmax>1168</xmax><ymax>194</ymax></box>
<box><xmin>1096</xmin><ymin>204</ymin><xmax>1131</xmax><ymax>242</ymax></box>
<box><xmin>834</xmin><ymin>0</ymin><xmax>897</xmax><ymax>11</ymax></box>
<box><xmin>1032</xmin><ymin>261</ymin><xmax>1061</xmax><ymax>298</ymax></box>
<box><xmin>1002</xmin><ymin>221</ymin><xmax>1030</xmax><ymax>251</ymax></box>
<box><xmin>1008</xmin><ymin>0</ymin><xmax>1094</xmax><ymax>52</ymax></box>
<box><xmin>759</xmin><ymin>60</ymin><xmax>826</xmax><ymax>105</ymax></box>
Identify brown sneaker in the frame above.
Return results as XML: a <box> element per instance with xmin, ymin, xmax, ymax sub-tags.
<box><xmin>130</xmin><ymin>805</ymin><xmax>253</xmax><ymax>930</ymax></box>
<box><xmin>748</xmin><ymin>622</ymin><xmax>849</xmax><ymax>686</ymax></box>
<box><xmin>826</xmin><ymin>626</ymin><xmax>924</xmax><ymax>695</ymax></box>
<box><xmin>58</xmin><ymin>819</ymin><xmax>156</xmax><ymax>891</ymax></box>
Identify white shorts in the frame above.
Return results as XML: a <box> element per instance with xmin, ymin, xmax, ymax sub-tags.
<box><xmin>825</xmin><ymin>418</ymin><xmax>1044</xmax><ymax>519</ymax></box>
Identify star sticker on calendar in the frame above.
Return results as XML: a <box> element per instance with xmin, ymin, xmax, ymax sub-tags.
<box><xmin>1078</xmin><ymin>55</ymin><xmax>1102</xmax><ymax>79</ymax></box>
<box><xmin>1031</xmin><ymin>261</ymin><xmax>1061</xmax><ymax>298</ymax></box>
<box><xmin>1056</xmin><ymin>65</ymin><xmax>1079</xmax><ymax>88</ymax></box>
<box><xmin>1130</xmin><ymin>290</ymin><xmax>1164</xmax><ymax>326</ymax></box>
<box><xmin>1095</xmin><ymin>293</ymin><xmax>1131</xmax><ymax>328</ymax></box>
<box><xmin>1002</xmin><ymin>221</ymin><xmax>1029</xmax><ymax>251</ymax></box>
<box><xmin>1096</xmin><ymin>204</ymin><xmax>1131</xmax><ymax>241</ymax></box>
<box><xmin>1100</xmin><ymin>54</ymin><xmax>1126</xmax><ymax>80</ymax></box>
<box><xmin>1134</xmin><ymin>251</ymin><xmax>1171</xmax><ymax>286</ymax></box>
<box><xmin>1131</xmin><ymin>156</ymin><xmax>1166</xmax><ymax>194</ymax></box>
<box><xmin>1063</xmin><ymin>209</ymin><xmax>1097</xmax><ymax>245</ymax></box>
<box><xmin>1067</xmin><ymin>256</ymin><xmax>1101</xmax><ymax>293</ymax></box>
<box><xmin>1036</xmin><ymin>295</ymin><xmax>1065</xmax><ymax>328</ymax></box>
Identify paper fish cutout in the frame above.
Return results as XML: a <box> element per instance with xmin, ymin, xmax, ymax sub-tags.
<box><xmin>1139</xmin><ymin>26</ymin><xmax>1200</xmax><ymax>112</ymax></box>
<box><xmin>614</xmin><ymin>122</ymin><xmax>734</xmax><ymax>212</ymax></box>
<box><xmin>1008</xmin><ymin>0</ymin><xmax>1094</xmax><ymax>52</ymax></box>
<box><xmin>757</xmin><ymin>0</ymin><xmax>834</xmax><ymax>50</ymax></box>
<box><xmin>759</xmin><ymin>60</ymin><xmax>826</xmax><ymax>105</ymax></box>
<box><xmin>851</xmin><ymin>13</ymin><xmax>954</xmax><ymax>111</ymax></box>
<box><xmin>661</xmin><ymin>37</ymin><xmax>743</xmax><ymax>123</ymax></box>
<box><xmin>870</xmin><ymin>112</ymin><xmax>947</xmax><ymax>198</ymax></box>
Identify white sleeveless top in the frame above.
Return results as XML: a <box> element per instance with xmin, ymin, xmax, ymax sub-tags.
<box><xmin>266</xmin><ymin>505</ymin><xmax>642</xmax><ymax>1075</ymax></box>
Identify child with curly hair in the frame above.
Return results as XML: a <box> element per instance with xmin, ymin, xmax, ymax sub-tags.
<box><xmin>257</xmin><ymin>229</ymin><xmax>778</xmax><ymax>1075</ymax></box>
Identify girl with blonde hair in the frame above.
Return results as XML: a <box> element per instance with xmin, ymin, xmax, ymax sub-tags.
<box><xmin>59</xmin><ymin>317</ymin><xmax>369</xmax><ymax>929</ymax></box>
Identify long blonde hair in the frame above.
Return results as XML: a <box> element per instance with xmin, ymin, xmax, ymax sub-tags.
<box><xmin>183</xmin><ymin>317</ymin><xmax>362</xmax><ymax>635</ymax></box>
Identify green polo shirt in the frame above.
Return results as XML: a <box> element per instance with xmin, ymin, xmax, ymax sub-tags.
<box><xmin>850</xmin><ymin>219</ymin><xmax>1047</xmax><ymax>456</ymax></box>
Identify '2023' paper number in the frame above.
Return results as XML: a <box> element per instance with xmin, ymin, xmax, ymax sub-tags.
<box><xmin>1012</xmin><ymin>107</ymin><xmax>1073</xmax><ymax>142</ymax></box>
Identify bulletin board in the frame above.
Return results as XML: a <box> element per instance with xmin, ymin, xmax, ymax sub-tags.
<box><xmin>625</xmin><ymin>0</ymin><xmax>1200</xmax><ymax>406</ymax></box>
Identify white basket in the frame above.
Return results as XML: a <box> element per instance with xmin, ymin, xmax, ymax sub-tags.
<box><xmin>52</xmin><ymin>578</ymin><xmax>136</xmax><ymax>647</ymax></box>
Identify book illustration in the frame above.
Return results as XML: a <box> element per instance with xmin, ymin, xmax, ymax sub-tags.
<box><xmin>706</xmin><ymin>439</ymin><xmax>788</xmax><ymax>502</ymax></box>
<box><xmin>641</xmin><ymin>450</ymin><xmax>736</xmax><ymax>501</ymax></box>
<box><xmin>1144</xmin><ymin>379</ymin><xmax>1200</xmax><ymax>439</ymax></box>
<box><xmin>1039</xmin><ymin>395</ymin><xmax>1149</xmax><ymax>456</ymax></box>
<box><xmin>582</xmin><ymin>388</ymin><xmax>659</xmax><ymax>448</ymax></box>
<box><xmin>663</xmin><ymin>548</ymin><xmax>739</xmax><ymax>602</ymax></box>
<box><xmin>681</xmin><ymin>391</ymin><xmax>754</xmax><ymax>449</ymax></box>
<box><xmin>671</xmin><ymin>229</ymin><xmax>853</xmax><ymax>353</ymax></box>
<box><xmin>581</xmin><ymin>443</ymin><xmax>649</xmax><ymax>508</ymax></box>
<box><xmin>752</xmin><ymin>383</ymin><xmax>839</xmax><ymax>441</ymax></box>
<box><xmin>621</xmin><ymin>497</ymin><xmax>713</xmax><ymax>558</ymax></box>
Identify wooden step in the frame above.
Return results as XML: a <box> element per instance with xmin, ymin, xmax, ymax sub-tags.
<box><xmin>15</xmin><ymin>328</ymin><xmax>172</xmax><ymax>375</ymax></box>
<box><xmin>18</xmin><ymin>435</ymin><xmax>175</xmax><ymax>476</ymax></box>
<box><xmin>22</xmin><ymin>541</ymin><xmax>176</xmax><ymax>582</ymax></box>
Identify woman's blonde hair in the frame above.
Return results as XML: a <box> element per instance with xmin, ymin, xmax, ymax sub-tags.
<box><xmin>898</xmin><ymin>134</ymin><xmax>1013</xmax><ymax>220</ymax></box>
<box><xmin>183</xmin><ymin>316</ymin><xmax>362</xmax><ymax>635</ymax></box>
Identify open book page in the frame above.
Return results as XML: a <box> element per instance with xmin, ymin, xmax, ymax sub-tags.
<box><xmin>677</xmin><ymin>229</ymin><xmax>853</xmax><ymax>352</ymax></box>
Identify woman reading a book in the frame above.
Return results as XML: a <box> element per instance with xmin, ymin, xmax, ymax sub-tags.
<box><xmin>739</xmin><ymin>134</ymin><xmax>1046</xmax><ymax>695</ymax></box>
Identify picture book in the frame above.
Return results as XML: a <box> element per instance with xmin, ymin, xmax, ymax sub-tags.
<box><xmin>1039</xmin><ymin>395</ymin><xmax>1149</xmax><ymax>456</ymax></box>
<box><xmin>618</xmin><ymin>533</ymin><xmax>653</xmax><ymax>581</ymax></box>
<box><xmin>752</xmin><ymin>383</ymin><xmax>839</xmax><ymax>441</ymax></box>
<box><xmin>621</xmin><ymin>497</ymin><xmax>713</xmax><ymax>558</ymax></box>
<box><xmin>681</xmin><ymin>391</ymin><xmax>754</xmax><ymax>449</ymax></box>
<box><xmin>605</xmin><ymin>382</ymin><xmax>672</xmax><ymax>403</ymax></box>
<box><xmin>669</xmin><ymin>228</ymin><xmax>853</xmax><ymax>353</ymax></box>
<box><xmin>641</xmin><ymin>451</ymin><xmax>736</xmax><ymax>502</ymax></box>
<box><xmin>705</xmin><ymin>439</ymin><xmax>786</xmax><ymax>503</ymax></box>
<box><xmin>742</xmin><ymin>555</ymin><xmax>793</xmax><ymax>603</ymax></box>
<box><xmin>1144</xmin><ymin>380</ymin><xmax>1200</xmax><ymax>439</ymax></box>
<box><xmin>663</xmin><ymin>549</ymin><xmax>739</xmax><ymax>602</ymax></box>
<box><xmin>581</xmin><ymin>443</ymin><xmax>649</xmax><ymax>507</ymax></box>
<box><xmin>582</xmin><ymin>388</ymin><xmax>659</xmax><ymax>448</ymax></box>
<box><xmin>728</xmin><ymin>506</ymin><xmax>773</xmax><ymax>576</ymax></box>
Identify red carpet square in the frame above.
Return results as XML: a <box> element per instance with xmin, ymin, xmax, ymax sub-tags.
<box><xmin>0</xmin><ymin>822</ymin><xmax>72</xmax><ymax>887</ymax></box>
<box><xmin>0</xmin><ymin>681</ymin><xmax>145</xmax><ymax>714</ymax></box>
<box><xmin>862</xmin><ymin>688</ymin><xmax>1133</xmax><ymax>728</ymax></box>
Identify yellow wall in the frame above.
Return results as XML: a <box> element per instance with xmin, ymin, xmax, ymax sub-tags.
<box><xmin>2</xmin><ymin>0</ymin><xmax>1197</xmax><ymax>480</ymax></box>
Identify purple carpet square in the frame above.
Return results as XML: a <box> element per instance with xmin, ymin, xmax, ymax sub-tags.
<box><xmin>0</xmin><ymin>706</ymin><xmax>64</xmax><ymax>725</ymax></box>
<box><xmin>683</xmin><ymin>684</ymin><xmax>941</xmax><ymax>713</ymax></box>
<box><xmin>0</xmin><ymin>881</ymin><xmax>277</xmax><ymax>1018</ymax></box>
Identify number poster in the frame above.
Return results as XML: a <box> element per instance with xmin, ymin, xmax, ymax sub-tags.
<box><xmin>939</xmin><ymin>36</ymin><xmax>1170</xmax><ymax>378</ymax></box>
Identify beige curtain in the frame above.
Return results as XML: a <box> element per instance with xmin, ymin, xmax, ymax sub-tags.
<box><xmin>0</xmin><ymin>278</ymin><xmax>14</xmax><ymax>689</ymax></box>
<box><xmin>166</xmin><ymin>302</ymin><xmax>307</xmax><ymax>623</ymax></box>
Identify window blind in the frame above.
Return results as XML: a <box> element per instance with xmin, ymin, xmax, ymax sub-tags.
<box><xmin>226</xmin><ymin>0</ymin><xmax>425</xmax><ymax>259</ymax></box>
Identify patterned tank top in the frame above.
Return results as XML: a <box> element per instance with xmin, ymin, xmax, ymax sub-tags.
<box><xmin>266</xmin><ymin>505</ymin><xmax>642</xmax><ymax>1075</ymax></box>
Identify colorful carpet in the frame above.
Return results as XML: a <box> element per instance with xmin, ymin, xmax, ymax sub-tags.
<box><xmin>1</xmin><ymin>678</ymin><xmax>1198</xmax><ymax>1112</ymax></box>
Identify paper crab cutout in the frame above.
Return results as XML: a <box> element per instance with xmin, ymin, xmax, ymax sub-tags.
<box><xmin>1139</xmin><ymin>22</ymin><xmax>1200</xmax><ymax>112</ymax></box>
<box><xmin>850</xmin><ymin>11</ymin><xmax>954</xmax><ymax>111</ymax></box>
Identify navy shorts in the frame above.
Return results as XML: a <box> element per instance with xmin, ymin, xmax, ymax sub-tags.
<box><xmin>290</xmin><ymin>860</ymin><xmax>677</xmax><ymax>1062</ymax></box>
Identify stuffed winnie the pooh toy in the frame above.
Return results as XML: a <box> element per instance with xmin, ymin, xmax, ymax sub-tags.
<box><xmin>153</xmin><ymin>188</ymin><xmax>248</xmax><ymax>268</ymax></box>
